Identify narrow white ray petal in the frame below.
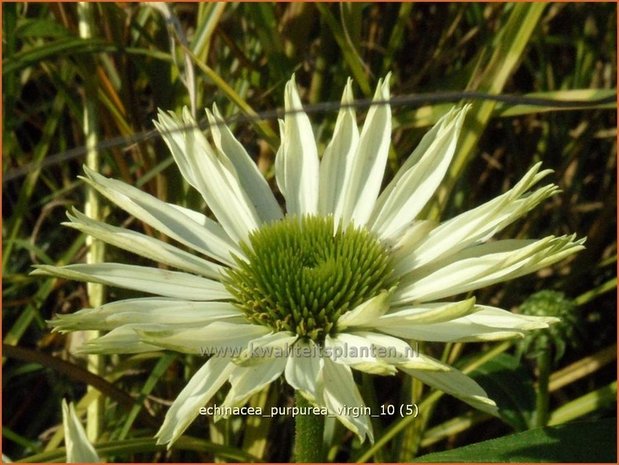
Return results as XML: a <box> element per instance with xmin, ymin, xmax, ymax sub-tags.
<box><xmin>398</xmin><ymin>163</ymin><xmax>558</xmax><ymax>273</ymax></box>
<box><xmin>155</xmin><ymin>109</ymin><xmax>261</xmax><ymax>242</ymax></box>
<box><xmin>337</xmin><ymin>289</ymin><xmax>392</xmax><ymax>329</ymax></box>
<box><xmin>379</xmin><ymin>325</ymin><xmax>528</xmax><ymax>342</ymax></box>
<box><xmin>51</xmin><ymin>298</ymin><xmax>243</xmax><ymax>332</ymax></box>
<box><xmin>82</xmin><ymin>166</ymin><xmax>240</xmax><ymax>266</ymax></box>
<box><xmin>370</xmin><ymin>106</ymin><xmax>468</xmax><ymax>240</ymax></box>
<box><xmin>351</xmin><ymin>331</ymin><xmax>447</xmax><ymax>371</ymax></box>
<box><xmin>285</xmin><ymin>339</ymin><xmax>324</xmax><ymax>403</ymax></box>
<box><xmin>156</xmin><ymin>357</ymin><xmax>235</xmax><ymax>447</ymax></box>
<box><xmin>390</xmin><ymin>220</ymin><xmax>437</xmax><ymax>274</ymax></box>
<box><xmin>32</xmin><ymin>263</ymin><xmax>229</xmax><ymax>301</ymax></box>
<box><xmin>339</xmin><ymin>76</ymin><xmax>392</xmax><ymax>226</ymax></box>
<box><xmin>461</xmin><ymin>305</ymin><xmax>560</xmax><ymax>329</ymax></box>
<box><xmin>136</xmin><ymin>321</ymin><xmax>269</xmax><ymax>355</ymax></box>
<box><xmin>207</xmin><ymin>105</ymin><xmax>283</xmax><ymax>223</ymax></box>
<box><xmin>62</xmin><ymin>400</ymin><xmax>100</xmax><ymax>463</ymax></box>
<box><xmin>65</xmin><ymin>209</ymin><xmax>224</xmax><ymax>279</ymax></box>
<box><xmin>395</xmin><ymin>239</ymin><xmax>546</xmax><ymax>303</ymax></box>
<box><xmin>377</xmin><ymin>298</ymin><xmax>477</xmax><ymax>326</ymax></box>
<box><xmin>398</xmin><ymin>357</ymin><xmax>498</xmax><ymax>416</ymax></box>
<box><xmin>376</xmin><ymin>305</ymin><xmax>558</xmax><ymax>343</ymax></box>
<box><xmin>234</xmin><ymin>331</ymin><xmax>298</xmax><ymax>366</ymax></box>
<box><xmin>513</xmin><ymin>234</ymin><xmax>585</xmax><ymax>273</ymax></box>
<box><xmin>347</xmin><ymin>331</ymin><xmax>421</xmax><ymax>364</ymax></box>
<box><xmin>167</xmin><ymin>203</ymin><xmax>220</xmax><ymax>229</ymax></box>
<box><xmin>464</xmin><ymin>235</ymin><xmax>584</xmax><ymax>292</ymax></box>
<box><xmin>394</xmin><ymin>236</ymin><xmax>584</xmax><ymax>303</ymax></box>
<box><xmin>318</xmin><ymin>78</ymin><xmax>360</xmax><ymax>221</ymax></box>
<box><xmin>325</xmin><ymin>333</ymin><xmax>397</xmax><ymax>375</ymax></box>
<box><xmin>274</xmin><ymin>76</ymin><xmax>319</xmax><ymax>215</ymax></box>
<box><xmin>321</xmin><ymin>357</ymin><xmax>373</xmax><ymax>442</ymax></box>
<box><xmin>77</xmin><ymin>326</ymin><xmax>161</xmax><ymax>354</ymax></box>
<box><xmin>221</xmin><ymin>357</ymin><xmax>287</xmax><ymax>409</ymax></box>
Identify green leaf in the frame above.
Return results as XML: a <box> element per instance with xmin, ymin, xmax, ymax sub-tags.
<box><xmin>469</xmin><ymin>353</ymin><xmax>536</xmax><ymax>431</ymax></box>
<box><xmin>414</xmin><ymin>419</ymin><xmax>616</xmax><ymax>462</ymax></box>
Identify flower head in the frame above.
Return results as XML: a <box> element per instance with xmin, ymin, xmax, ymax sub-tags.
<box><xmin>39</xmin><ymin>76</ymin><xmax>584</xmax><ymax>446</ymax></box>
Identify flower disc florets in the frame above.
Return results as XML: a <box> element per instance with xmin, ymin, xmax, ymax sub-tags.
<box><xmin>224</xmin><ymin>216</ymin><xmax>395</xmax><ymax>342</ymax></box>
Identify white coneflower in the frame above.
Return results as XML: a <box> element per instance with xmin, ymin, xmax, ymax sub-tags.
<box><xmin>38</xmin><ymin>75</ymin><xmax>584</xmax><ymax>448</ymax></box>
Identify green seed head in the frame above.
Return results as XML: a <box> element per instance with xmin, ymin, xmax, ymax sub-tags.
<box><xmin>518</xmin><ymin>290</ymin><xmax>580</xmax><ymax>363</ymax></box>
<box><xmin>223</xmin><ymin>215</ymin><xmax>395</xmax><ymax>342</ymax></box>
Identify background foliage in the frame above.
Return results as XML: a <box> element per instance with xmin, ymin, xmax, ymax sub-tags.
<box><xmin>3</xmin><ymin>2</ymin><xmax>616</xmax><ymax>462</ymax></box>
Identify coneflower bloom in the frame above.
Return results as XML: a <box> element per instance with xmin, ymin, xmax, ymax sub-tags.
<box><xmin>39</xmin><ymin>76</ymin><xmax>584</xmax><ymax>446</ymax></box>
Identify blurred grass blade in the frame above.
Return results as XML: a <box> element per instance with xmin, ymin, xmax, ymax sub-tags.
<box><xmin>185</xmin><ymin>46</ymin><xmax>278</xmax><ymax>146</ymax></box>
<box><xmin>3</xmin><ymin>67</ymin><xmax>72</xmax><ymax>270</ymax></box>
<box><xmin>2</xmin><ymin>344</ymin><xmax>160</xmax><ymax>429</ymax></box>
<box><xmin>315</xmin><ymin>3</ymin><xmax>371</xmax><ymax>95</ymax></box>
<box><xmin>431</xmin><ymin>3</ymin><xmax>547</xmax><ymax>218</ymax></box>
<box><xmin>548</xmin><ymin>381</ymin><xmax>617</xmax><ymax>426</ymax></box>
<box><xmin>18</xmin><ymin>436</ymin><xmax>264</xmax><ymax>463</ymax></box>
<box><xmin>549</xmin><ymin>345</ymin><xmax>617</xmax><ymax>391</ymax></box>
<box><xmin>118</xmin><ymin>353</ymin><xmax>177</xmax><ymax>440</ymax></box>
<box><xmin>399</xmin><ymin>89</ymin><xmax>616</xmax><ymax>129</ymax></box>
<box><xmin>77</xmin><ymin>0</ymin><xmax>105</xmax><ymax>443</ymax></box>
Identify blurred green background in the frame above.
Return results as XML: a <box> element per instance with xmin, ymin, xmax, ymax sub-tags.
<box><xmin>3</xmin><ymin>2</ymin><xmax>616</xmax><ymax>462</ymax></box>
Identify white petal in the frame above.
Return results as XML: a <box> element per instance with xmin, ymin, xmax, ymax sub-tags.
<box><xmin>377</xmin><ymin>319</ymin><xmax>523</xmax><ymax>342</ymax></box>
<box><xmin>136</xmin><ymin>321</ymin><xmax>269</xmax><ymax>354</ymax></box>
<box><xmin>318</xmin><ymin>78</ymin><xmax>360</xmax><ymax>221</ymax></box>
<box><xmin>337</xmin><ymin>290</ymin><xmax>392</xmax><ymax>329</ymax></box>
<box><xmin>156</xmin><ymin>357</ymin><xmax>235</xmax><ymax>446</ymax></box>
<box><xmin>377</xmin><ymin>305</ymin><xmax>558</xmax><ymax>343</ymax></box>
<box><xmin>32</xmin><ymin>263</ymin><xmax>229</xmax><ymax>301</ymax></box>
<box><xmin>341</xmin><ymin>330</ymin><xmax>447</xmax><ymax>371</ymax></box>
<box><xmin>221</xmin><ymin>358</ymin><xmax>287</xmax><ymax>409</ymax></box>
<box><xmin>339</xmin><ymin>76</ymin><xmax>392</xmax><ymax>226</ymax></box>
<box><xmin>62</xmin><ymin>400</ymin><xmax>100</xmax><ymax>463</ymax></box>
<box><xmin>82</xmin><ymin>166</ymin><xmax>240</xmax><ymax>266</ymax></box>
<box><xmin>325</xmin><ymin>333</ymin><xmax>397</xmax><ymax>375</ymax></box>
<box><xmin>390</xmin><ymin>220</ymin><xmax>437</xmax><ymax>275</ymax></box>
<box><xmin>394</xmin><ymin>236</ymin><xmax>584</xmax><ymax>303</ymax></box>
<box><xmin>377</xmin><ymin>298</ymin><xmax>477</xmax><ymax>326</ymax></box>
<box><xmin>77</xmin><ymin>326</ymin><xmax>161</xmax><ymax>354</ymax></box>
<box><xmin>399</xmin><ymin>163</ymin><xmax>558</xmax><ymax>272</ymax></box>
<box><xmin>399</xmin><ymin>357</ymin><xmax>498</xmax><ymax>415</ymax></box>
<box><xmin>51</xmin><ymin>298</ymin><xmax>243</xmax><ymax>332</ymax></box>
<box><xmin>234</xmin><ymin>331</ymin><xmax>298</xmax><ymax>366</ymax></box>
<box><xmin>155</xmin><ymin>109</ymin><xmax>261</xmax><ymax>243</ymax></box>
<box><xmin>275</xmin><ymin>76</ymin><xmax>319</xmax><ymax>215</ymax></box>
<box><xmin>285</xmin><ymin>339</ymin><xmax>323</xmax><ymax>403</ymax></box>
<box><xmin>65</xmin><ymin>209</ymin><xmax>224</xmax><ymax>279</ymax></box>
<box><xmin>321</xmin><ymin>357</ymin><xmax>373</xmax><ymax>442</ymax></box>
<box><xmin>370</xmin><ymin>106</ymin><xmax>468</xmax><ymax>240</ymax></box>
<box><xmin>167</xmin><ymin>203</ymin><xmax>220</xmax><ymax>229</ymax></box>
<box><xmin>348</xmin><ymin>331</ymin><xmax>415</xmax><ymax>361</ymax></box>
<box><xmin>459</xmin><ymin>305</ymin><xmax>560</xmax><ymax>330</ymax></box>
<box><xmin>207</xmin><ymin>106</ymin><xmax>283</xmax><ymax>223</ymax></box>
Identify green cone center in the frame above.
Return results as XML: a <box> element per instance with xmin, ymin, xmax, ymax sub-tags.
<box><xmin>223</xmin><ymin>215</ymin><xmax>395</xmax><ymax>342</ymax></box>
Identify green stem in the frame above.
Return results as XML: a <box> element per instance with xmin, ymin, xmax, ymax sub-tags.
<box><xmin>77</xmin><ymin>1</ymin><xmax>104</xmax><ymax>442</ymax></box>
<box><xmin>535</xmin><ymin>348</ymin><xmax>552</xmax><ymax>427</ymax></box>
<box><xmin>294</xmin><ymin>392</ymin><xmax>324</xmax><ymax>463</ymax></box>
